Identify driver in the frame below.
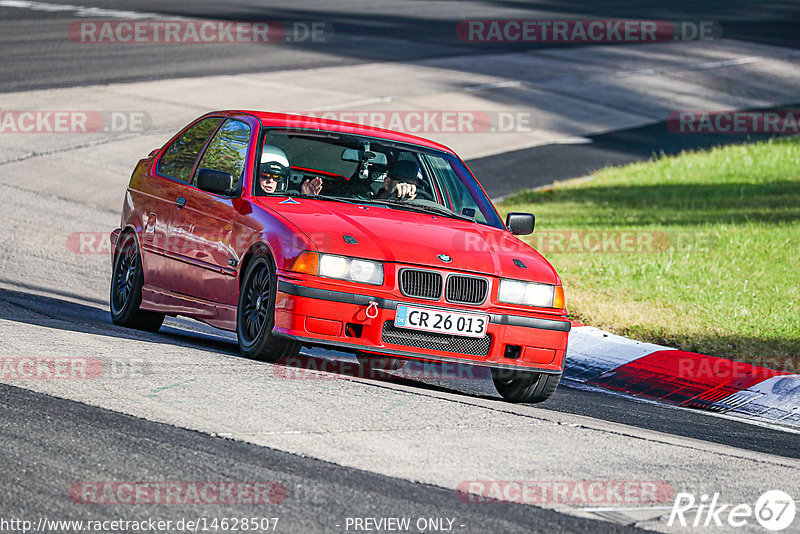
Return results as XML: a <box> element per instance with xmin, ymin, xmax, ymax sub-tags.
<box><xmin>258</xmin><ymin>145</ymin><xmax>322</xmax><ymax>196</ymax></box>
<box><xmin>373</xmin><ymin>160</ymin><xmax>421</xmax><ymax>200</ymax></box>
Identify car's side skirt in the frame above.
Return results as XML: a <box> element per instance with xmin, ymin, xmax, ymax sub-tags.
<box><xmin>141</xmin><ymin>286</ymin><xmax>237</xmax><ymax>331</ymax></box>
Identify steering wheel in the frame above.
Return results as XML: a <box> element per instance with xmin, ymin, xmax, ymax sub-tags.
<box><xmin>385</xmin><ymin>186</ymin><xmax>435</xmax><ymax>202</ymax></box>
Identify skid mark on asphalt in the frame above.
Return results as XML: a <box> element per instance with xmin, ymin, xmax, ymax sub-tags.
<box><xmin>145</xmin><ymin>378</ymin><xmax>197</xmax><ymax>401</ymax></box>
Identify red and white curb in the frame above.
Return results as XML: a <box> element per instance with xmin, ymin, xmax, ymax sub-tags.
<box><xmin>564</xmin><ymin>325</ymin><xmax>800</xmax><ymax>428</ymax></box>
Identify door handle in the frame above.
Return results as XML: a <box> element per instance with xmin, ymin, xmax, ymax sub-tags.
<box><xmin>175</xmin><ymin>197</ymin><xmax>186</xmax><ymax>209</ymax></box>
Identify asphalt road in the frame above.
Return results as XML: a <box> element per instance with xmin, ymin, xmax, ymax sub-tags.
<box><xmin>1</xmin><ymin>0</ymin><xmax>798</xmax><ymax>93</ymax></box>
<box><xmin>2</xmin><ymin>284</ymin><xmax>798</xmax><ymax>462</ymax></box>
<box><xmin>1</xmin><ymin>280</ymin><xmax>798</xmax><ymax>533</ymax></box>
<box><xmin>0</xmin><ymin>382</ymin><xmax>649</xmax><ymax>534</ymax></box>
<box><xmin>2</xmin><ymin>2</ymin><xmax>800</xmax><ymax>533</ymax></box>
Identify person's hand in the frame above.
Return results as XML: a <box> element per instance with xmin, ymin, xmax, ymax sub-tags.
<box><xmin>391</xmin><ymin>181</ymin><xmax>417</xmax><ymax>199</ymax></box>
<box><xmin>301</xmin><ymin>176</ymin><xmax>323</xmax><ymax>196</ymax></box>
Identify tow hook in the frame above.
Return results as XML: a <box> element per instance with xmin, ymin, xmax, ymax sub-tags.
<box><xmin>365</xmin><ymin>301</ymin><xmax>379</xmax><ymax>319</ymax></box>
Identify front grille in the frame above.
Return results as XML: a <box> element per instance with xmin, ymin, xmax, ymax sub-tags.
<box><xmin>399</xmin><ymin>269</ymin><xmax>443</xmax><ymax>300</ymax></box>
<box><xmin>382</xmin><ymin>321</ymin><xmax>492</xmax><ymax>356</ymax></box>
<box><xmin>446</xmin><ymin>275</ymin><xmax>488</xmax><ymax>304</ymax></box>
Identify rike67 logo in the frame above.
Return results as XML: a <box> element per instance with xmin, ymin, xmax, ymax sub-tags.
<box><xmin>669</xmin><ymin>490</ymin><xmax>796</xmax><ymax>531</ymax></box>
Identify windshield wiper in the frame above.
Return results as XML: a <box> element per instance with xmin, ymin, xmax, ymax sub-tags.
<box><xmin>364</xmin><ymin>199</ymin><xmax>475</xmax><ymax>222</ymax></box>
<box><xmin>285</xmin><ymin>194</ymin><xmax>363</xmax><ymax>205</ymax></box>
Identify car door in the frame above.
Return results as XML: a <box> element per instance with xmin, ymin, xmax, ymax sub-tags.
<box><xmin>165</xmin><ymin>117</ymin><xmax>255</xmax><ymax>305</ymax></box>
<box><xmin>140</xmin><ymin>116</ymin><xmax>224</xmax><ymax>291</ymax></box>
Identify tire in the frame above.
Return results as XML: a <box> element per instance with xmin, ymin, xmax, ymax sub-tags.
<box><xmin>236</xmin><ymin>253</ymin><xmax>301</xmax><ymax>362</ymax></box>
<box><xmin>110</xmin><ymin>232</ymin><xmax>165</xmax><ymax>332</ymax></box>
<box><xmin>491</xmin><ymin>368</ymin><xmax>561</xmax><ymax>403</ymax></box>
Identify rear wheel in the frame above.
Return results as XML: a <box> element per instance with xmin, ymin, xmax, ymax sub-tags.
<box><xmin>491</xmin><ymin>368</ymin><xmax>561</xmax><ymax>403</ymax></box>
<box><xmin>237</xmin><ymin>253</ymin><xmax>301</xmax><ymax>361</ymax></box>
<box><xmin>109</xmin><ymin>232</ymin><xmax>165</xmax><ymax>332</ymax></box>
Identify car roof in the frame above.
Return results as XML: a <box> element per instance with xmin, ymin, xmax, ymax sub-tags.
<box><xmin>222</xmin><ymin>110</ymin><xmax>456</xmax><ymax>154</ymax></box>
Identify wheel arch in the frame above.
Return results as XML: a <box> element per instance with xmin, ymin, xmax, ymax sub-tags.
<box><xmin>114</xmin><ymin>225</ymin><xmax>141</xmax><ymax>261</ymax></box>
<box><xmin>238</xmin><ymin>241</ymin><xmax>277</xmax><ymax>289</ymax></box>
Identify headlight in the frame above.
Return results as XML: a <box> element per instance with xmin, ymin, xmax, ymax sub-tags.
<box><xmin>498</xmin><ymin>279</ymin><xmax>564</xmax><ymax>308</ymax></box>
<box><xmin>291</xmin><ymin>251</ymin><xmax>383</xmax><ymax>285</ymax></box>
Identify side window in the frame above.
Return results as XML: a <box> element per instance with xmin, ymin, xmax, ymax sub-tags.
<box><xmin>194</xmin><ymin>119</ymin><xmax>251</xmax><ymax>191</ymax></box>
<box><xmin>425</xmin><ymin>154</ymin><xmax>489</xmax><ymax>224</ymax></box>
<box><xmin>157</xmin><ymin>117</ymin><xmax>223</xmax><ymax>183</ymax></box>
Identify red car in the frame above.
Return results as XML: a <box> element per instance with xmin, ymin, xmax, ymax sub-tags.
<box><xmin>110</xmin><ymin>111</ymin><xmax>570</xmax><ymax>403</ymax></box>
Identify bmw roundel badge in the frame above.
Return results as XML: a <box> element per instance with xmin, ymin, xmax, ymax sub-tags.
<box><xmin>437</xmin><ymin>254</ymin><xmax>452</xmax><ymax>263</ymax></box>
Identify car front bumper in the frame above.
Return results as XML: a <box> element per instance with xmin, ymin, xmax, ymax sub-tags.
<box><xmin>273</xmin><ymin>278</ymin><xmax>570</xmax><ymax>373</ymax></box>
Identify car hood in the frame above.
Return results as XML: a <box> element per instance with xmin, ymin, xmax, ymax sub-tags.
<box><xmin>255</xmin><ymin>197</ymin><xmax>560</xmax><ymax>284</ymax></box>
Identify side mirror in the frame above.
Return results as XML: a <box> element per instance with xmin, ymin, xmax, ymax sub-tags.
<box><xmin>506</xmin><ymin>212</ymin><xmax>535</xmax><ymax>235</ymax></box>
<box><xmin>196</xmin><ymin>168</ymin><xmax>234</xmax><ymax>195</ymax></box>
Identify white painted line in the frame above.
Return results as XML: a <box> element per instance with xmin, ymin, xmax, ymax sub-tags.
<box><xmin>552</xmin><ymin>136</ymin><xmax>593</xmax><ymax>145</ymax></box>
<box><xmin>0</xmin><ymin>0</ymin><xmax>176</xmax><ymax>19</ymax></box>
<box><xmin>464</xmin><ymin>80</ymin><xmax>524</xmax><ymax>93</ymax></box>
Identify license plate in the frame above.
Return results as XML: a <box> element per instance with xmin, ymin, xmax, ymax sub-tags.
<box><xmin>394</xmin><ymin>304</ymin><xmax>488</xmax><ymax>338</ymax></box>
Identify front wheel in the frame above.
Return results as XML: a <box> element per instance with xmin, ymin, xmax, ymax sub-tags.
<box><xmin>491</xmin><ymin>368</ymin><xmax>561</xmax><ymax>403</ymax></box>
<box><xmin>236</xmin><ymin>253</ymin><xmax>301</xmax><ymax>361</ymax></box>
<box><xmin>109</xmin><ymin>232</ymin><xmax>165</xmax><ymax>332</ymax></box>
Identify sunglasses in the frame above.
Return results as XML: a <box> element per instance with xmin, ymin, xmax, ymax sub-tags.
<box><xmin>260</xmin><ymin>173</ymin><xmax>283</xmax><ymax>182</ymax></box>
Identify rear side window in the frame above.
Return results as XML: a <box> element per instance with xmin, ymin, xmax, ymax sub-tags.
<box><xmin>157</xmin><ymin>117</ymin><xmax>223</xmax><ymax>183</ymax></box>
<box><xmin>194</xmin><ymin>119</ymin><xmax>252</xmax><ymax>191</ymax></box>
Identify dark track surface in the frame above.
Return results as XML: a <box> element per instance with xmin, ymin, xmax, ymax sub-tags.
<box><xmin>1</xmin><ymin>0</ymin><xmax>798</xmax><ymax>93</ymax></box>
<box><xmin>0</xmin><ymin>381</ymin><xmax>648</xmax><ymax>534</ymax></box>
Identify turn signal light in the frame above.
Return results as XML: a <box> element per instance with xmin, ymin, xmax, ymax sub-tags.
<box><xmin>290</xmin><ymin>251</ymin><xmax>319</xmax><ymax>275</ymax></box>
<box><xmin>553</xmin><ymin>285</ymin><xmax>565</xmax><ymax>309</ymax></box>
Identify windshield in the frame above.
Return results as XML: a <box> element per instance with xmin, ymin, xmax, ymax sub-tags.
<box><xmin>254</xmin><ymin>129</ymin><xmax>504</xmax><ymax>228</ymax></box>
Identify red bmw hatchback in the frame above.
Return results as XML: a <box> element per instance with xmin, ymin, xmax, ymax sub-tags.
<box><xmin>110</xmin><ymin>111</ymin><xmax>570</xmax><ymax>403</ymax></box>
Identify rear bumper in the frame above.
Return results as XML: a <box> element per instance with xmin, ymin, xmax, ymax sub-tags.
<box><xmin>273</xmin><ymin>280</ymin><xmax>570</xmax><ymax>373</ymax></box>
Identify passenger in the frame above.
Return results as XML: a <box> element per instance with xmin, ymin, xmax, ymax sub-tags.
<box><xmin>257</xmin><ymin>145</ymin><xmax>322</xmax><ymax>196</ymax></box>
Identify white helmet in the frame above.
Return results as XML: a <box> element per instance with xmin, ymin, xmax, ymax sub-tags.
<box><xmin>258</xmin><ymin>145</ymin><xmax>290</xmax><ymax>193</ymax></box>
<box><xmin>260</xmin><ymin>145</ymin><xmax>289</xmax><ymax>167</ymax></box>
